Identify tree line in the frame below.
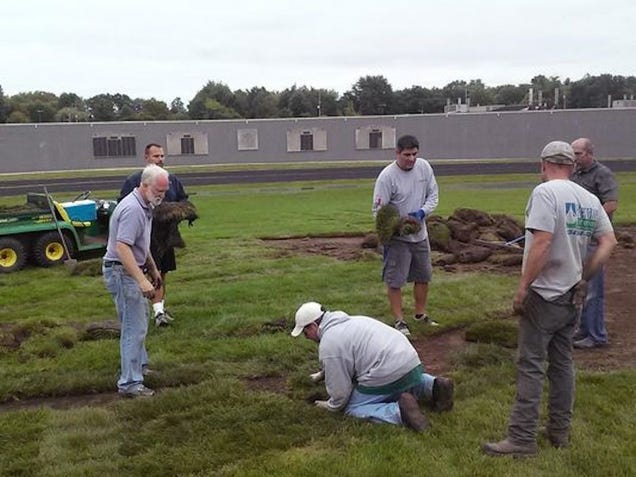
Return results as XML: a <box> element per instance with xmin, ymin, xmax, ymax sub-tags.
<box><xmin>0</xmin><ymin>74</ymin><xmax>635</xmax><ymax>124</ymax></box>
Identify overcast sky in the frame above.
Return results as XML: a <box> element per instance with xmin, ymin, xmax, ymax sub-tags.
<box><xmin>2</xmin><ymin>0</ymin><xmax>635</xmax><ymax>104</ymax></box>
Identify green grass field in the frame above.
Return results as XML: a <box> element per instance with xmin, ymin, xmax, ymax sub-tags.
<box><xmin>0</xmin><ymin>171</ymin><xmax>635</xmax><ymax>476</ymax></box>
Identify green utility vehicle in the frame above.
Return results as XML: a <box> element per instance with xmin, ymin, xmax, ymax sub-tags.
<box><xmin>0</xmin><ymin>192</ymin><xmax>116</xmax><ymax>272</ymax></box>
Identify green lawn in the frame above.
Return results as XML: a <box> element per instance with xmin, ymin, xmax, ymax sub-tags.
<box><xmin>0</xmin><ymin>172</ymin><xmax>635</xmax><ymax>476</ymax></box>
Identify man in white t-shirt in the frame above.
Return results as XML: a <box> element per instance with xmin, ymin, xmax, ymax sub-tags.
<box><xmin>483</xmin><ymin>141</ymin><xmax>616</xmax><ymax>457</ymax></box>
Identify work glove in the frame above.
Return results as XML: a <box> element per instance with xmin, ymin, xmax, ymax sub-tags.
<box><xmin>314</xmin><ymin>400</ymin><xmax>330</xmax><ymax>410</ymax></box>
<box><xmin>309</xmin><ymin>369</ymin><xmax>325</xmax><ymax>382</ymax></box>
<box><xmin>408</xmin><ymin>209</ymin><xmax>426</xmax><ymax>221</ymax></box>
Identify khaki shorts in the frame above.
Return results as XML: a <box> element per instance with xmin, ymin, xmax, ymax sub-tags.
<box><xmin>382</xmin><ymin>239</ymin><xmax>432</xmax><ymax>288</ymax></box>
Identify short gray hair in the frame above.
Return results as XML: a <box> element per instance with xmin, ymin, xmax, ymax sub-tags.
<box><xmin>140</xmin><ymin>164</ymin><xmax>169</xmax><ymax>185</ymax></box>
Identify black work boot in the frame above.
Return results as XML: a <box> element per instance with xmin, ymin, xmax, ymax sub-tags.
<box><xmin>432</xmin><ymin>377</ymin><xmax>454</xmax><ymax>412</ymax></box>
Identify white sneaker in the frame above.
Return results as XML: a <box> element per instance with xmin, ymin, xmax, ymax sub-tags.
<box><xmin>154</xmin><ymin>312</ymin><xmax>171</xmax><ymax>327</ymax></box>
<box><xmin>118</xmin><ymin>384</ymin><xmax>155</xmax><ymax>398</ymax></box>
<box><xmin>414</xmin><ymin>314</ymin><xmax>439</xmax><ymax>326</ymax></box>
<box><xmin>395</xmin><ymin>320</ymin><xmax>411</xmax><ymax>336</ymax></box>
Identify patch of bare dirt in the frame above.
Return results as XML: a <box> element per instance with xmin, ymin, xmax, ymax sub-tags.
<box><xmin>243</xmin><ymin>375</ymin><xmax>288</xmax><ymax>394</ymax></box>
<box><xmin>0</xmin><ymin>392</ymin><xmax>121</xmax><ymax>413</ymax></box>
<box><xmin>266</xmin><ymin>235</ymin><xmax>374</xmax><ymax>261</ymax></box>
<box><xmin>411</xmin><ymin>329</ymin><xmax>466</xmax><ymax>375</ymax></box>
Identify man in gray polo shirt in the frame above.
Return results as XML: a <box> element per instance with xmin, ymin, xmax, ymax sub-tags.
<box><xmin>483</xmin><ymin>141</ymin><xmax>616</xmax><ymax>457</ymax></box>
<box><xmin>570</xmin><ymin>137</ymin><xmax>618</xmax><ymax>349</ymax></box>
<box><xmin>103</xmin><ymin>164</ymin><xmax>169</xmax><ymax>397</ymax></box>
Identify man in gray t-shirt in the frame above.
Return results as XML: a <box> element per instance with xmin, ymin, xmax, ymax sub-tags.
<box><xmin>372</xmin><ymin>135</ymin><xmax>439</xmax><ymax>337</ymax></box>
<box><xmin>483</xmin><ymin>141</ymin><xmax>616</xmax><ymax>458</ymax></box>
<box><xmin>570</xmin><ymin>137</ymin><xmax>618</xmax><ymax>348</ymax></box>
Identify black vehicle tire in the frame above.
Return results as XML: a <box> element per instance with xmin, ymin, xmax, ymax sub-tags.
<box><xmin>33</xmin><ymin>231</ymin><xmax>76</xmax><ymax>267</ymax></box>
<box><xmin>0</xmin><ymin>237</ymin><xmax>28</xmax><ymax>273</ymax></box>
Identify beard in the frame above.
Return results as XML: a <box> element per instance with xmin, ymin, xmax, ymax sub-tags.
<box><xmin>147</xmin><ymin>193</ymin><xmax>163</xmax><ymax>208</ymax></box>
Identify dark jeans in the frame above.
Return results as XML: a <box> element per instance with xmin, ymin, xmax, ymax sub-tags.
<box><xmin>508</xmin><ymin>289</ymin><xmax>577</xmax><ymax>444</ymax></box>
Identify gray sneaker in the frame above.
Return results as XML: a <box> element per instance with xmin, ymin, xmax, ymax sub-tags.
<box><xmin>482</xmin><ymin>438</ymin><xmax>537</xmax><ymax>458</ymax></box>
<box><xmin>394</xmin><ymin>320</ymin><xmax>411</xmax><ymax>336</ymax></box>
<box><xmin>118</xmin><ymin>384</ymin><xmax>155</xmax><ymax>398</ymax></box>
<box><xmin>573</xmin><ymin>337</ymin><xmax>606</xmax><ymax>349</ymax></box>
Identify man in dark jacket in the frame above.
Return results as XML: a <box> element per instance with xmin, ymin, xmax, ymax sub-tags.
<box><xmin>119</xmin><ymin>143</ymin><xmax>189</xmax><ymax>327</ymax></box>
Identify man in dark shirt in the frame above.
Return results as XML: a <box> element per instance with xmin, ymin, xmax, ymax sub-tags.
<box><xmin>119</xmin><ymin>143</ymin><xmax>189</xmax><ymax>327</ymax></box>
<box><xmin>570</xmin><ymin>137</ymin><xmax>618</xmax><ymax>349</ymax></box>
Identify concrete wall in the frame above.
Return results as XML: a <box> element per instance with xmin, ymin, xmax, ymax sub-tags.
<box><xmin>1</xmin><ymin>108</ymin><xmax>635</xmax><ymax>173</ymax></box>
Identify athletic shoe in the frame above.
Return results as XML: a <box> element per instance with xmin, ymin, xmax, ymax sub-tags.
<box><xmin>414</xmin><ymin>314</ymin><xmax>439</xmax><ymax>326</ymax></box>
<box><xmin>572</xmin><ymin>329</ymin><xmax>587</xmax><ymax>341</ymax></box>
<box><xmin>118</xmin><ymin>384</ymin><xmax>155</xmax><ymax>398</ymax></box>
<box><xmin>482</xmin><ymin>438</ymin><xmax>537</xmax><ymax>457</ymax></box>
<box><xmin>573</xmin><ymin>337</ymin><xmax>606</xmax><ymax>349</ymax></box>
<box><xmin>394</xmin><ymin>320</ymin><xmax>411</xmax><ymax>336</ymax></box>
<box><xmin>432</xmin><ymin>377</ymin><xmax>454</xmax><ymax>412</ymax></box>
<box><xmin>398</xmin><ymin>393</ymin><xmax>428</xmax><ymax>432</ymax></box>
<box><xmin>155</xmin><ymin>312</ymin><xmax>171</xmax><ymax>328</ymax></box>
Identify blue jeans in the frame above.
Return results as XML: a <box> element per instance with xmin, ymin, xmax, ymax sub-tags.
<box><xmin>344</xmin><ymin>373</ymin><xmax>435</xmax><ymax>425</ymax></box>
<box><xmin>103</xmin><ymin>264</ymin><xmax>149</xmax><ymax>392</ymax></box>
<box><xmin>578</xmin><ymin>267</ymin><xmax>607</xmax><ymax>344</ymax></box>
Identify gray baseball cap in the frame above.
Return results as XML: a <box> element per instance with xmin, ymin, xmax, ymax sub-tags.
<box><xmin>540</xmin><ymin>141</ymin><xmax>575</xmax><ymax>164</ymax></box>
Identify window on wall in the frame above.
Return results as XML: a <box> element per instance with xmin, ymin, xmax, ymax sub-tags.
<box><xmin>180</xmin><ymin>135</ymin><xmax>195</xmax><ymax>154</ymax></box>
<box><xmin>166</xmin><ymin>132</ymin><xmax>209</xmax><ymax>156</ymax></box>
<box><xmin>369</xmin><ymin>130</ymin><xmax>382</xmax><ymax>149</ymax></box>
<box><xmin>93</xmin><ymin>136</ymin><xmax>136</xmax><ymax>157</ymax></box>
<box><xmin>286</xmin><ymin>127</ymin><xmax>327</xmax><ymax>152</ymax></box>
<box><xmin>355</xmin><ymin>126</ymin><xmax>395</xmax><ymax>150</ymax></box>
<box><xmin>300</xmin><ymin>131</ymin><xmax>314</xmax><ymax>151</ymax></box>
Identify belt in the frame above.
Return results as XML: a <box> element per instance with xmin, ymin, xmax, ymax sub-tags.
<box><xmin>104</xmin><ymin>260</ymin><xmax>148</xmax><ymax>273</ymax></box>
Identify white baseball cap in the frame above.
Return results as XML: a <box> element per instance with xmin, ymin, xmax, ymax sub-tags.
<box><xmin>291</xmin><ymin>302</ymin><xmax>324</xmax><ymax>337</ymax></box>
